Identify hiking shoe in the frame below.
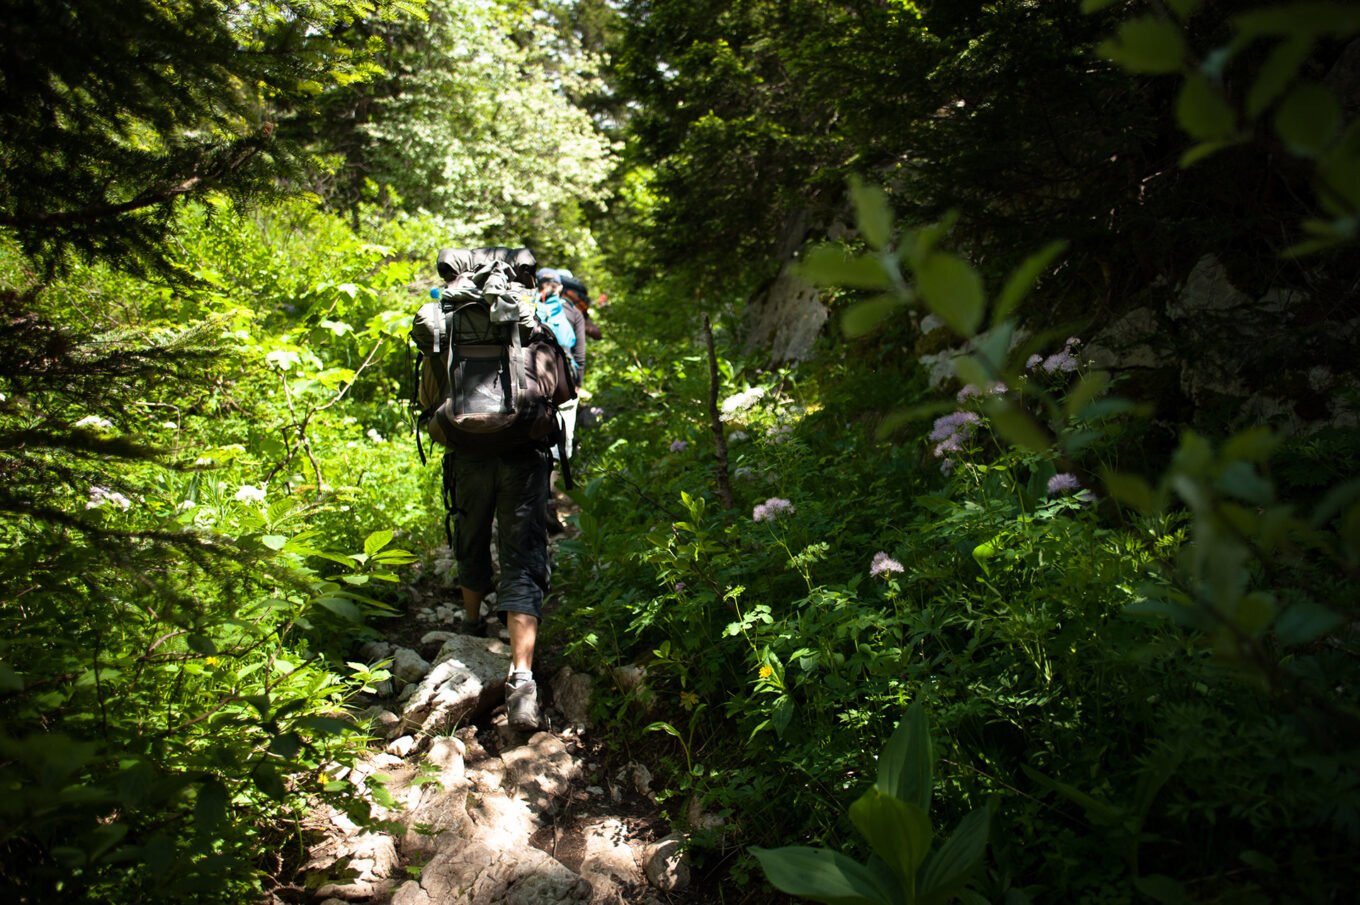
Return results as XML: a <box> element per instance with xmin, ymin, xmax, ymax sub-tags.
<box><xmin>546</xmin><ymin>508</ymin><xmax>566</xmax><ymax>536</ymax></box>
<box><xmin>505</xmin><ymin>677</ymin><xmax>541</xmax><ymax>731</ymax></box>
<box><xmin>460</xmin><ymin>614</ymin><xmax>487</xmax><ymax>636</ymax></box>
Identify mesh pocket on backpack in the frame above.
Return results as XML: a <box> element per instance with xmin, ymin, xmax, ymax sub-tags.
<box><xmin>454</xmin><ymin>346</ymin><xmax>512</xmax><ymax>416</ymax></box>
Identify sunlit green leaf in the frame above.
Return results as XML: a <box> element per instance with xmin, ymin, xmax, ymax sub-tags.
<box><xmin>843</xmin><ymin>295</ymin><xmax>908</xmax><ymax>339</ymax></box>
<box><xmin>916</xmin><ymin>252</ymin><xmax>985</xmax><ymax>337</ymax></box>
<box><xmin>850</xmin><ymin>176</ymin><xmax>894</xmax><ymax>250</ymax></box>
<box><xmin>799</xmin><ymin>245</ymin><xmax>894</xmax><ymax>289</ymax></box>
<box><xmin>364</xmin><ymin>529</ymin><xmax>394</xmax><ymax>558</ymax></box>
<box><xmin>849</xmin><ymin>787</ymin><xmax>932</xmax><ymax>882</ymax></box>
<box><xmin>1098</xmin><ymin>17</ymin><xmax>1187</xmax><ymax>74</ymax></box>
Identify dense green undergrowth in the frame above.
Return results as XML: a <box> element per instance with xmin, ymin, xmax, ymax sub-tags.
<box><xmin>552</xmin><ymin>253</ymin><xmax>1360</xmax><ymax>903</ymax></box>
<box><xmin>0</xmin><ymin>199</ymin><xmax>457</xmax><ymax>900</ymax></box>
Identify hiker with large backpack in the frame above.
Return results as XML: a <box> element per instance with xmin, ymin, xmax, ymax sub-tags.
<box><xmin>410</xmin><ymin>246</ymin><xmax>576</xmax><ymax>730</ymax></box>
<box><xmin>534</xmin><ymin>267</ymin><xmax>588</xmax><ymax>535</ymax></box>
<box><xmin>555</xmin><ymin>269</ymin><xmax>602</xmax><ymax>341</ymax></box>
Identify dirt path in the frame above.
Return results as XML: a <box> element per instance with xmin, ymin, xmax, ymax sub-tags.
<box><xmin>289</xmin><ymin>502</ymin><xmax>710</xmax><ymax>905</ymax></box>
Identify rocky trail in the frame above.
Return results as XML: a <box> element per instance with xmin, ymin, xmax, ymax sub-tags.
<box><xmin>290</xmin><ymin>518</ymin><xmax>712</xmax><ymax>905</ymax></box>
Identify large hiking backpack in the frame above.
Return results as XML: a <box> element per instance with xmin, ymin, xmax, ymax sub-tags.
<box><xmin>410</xmin><ymin>246</ymin><xmax>577</xmax><ymax>462</ymax></box>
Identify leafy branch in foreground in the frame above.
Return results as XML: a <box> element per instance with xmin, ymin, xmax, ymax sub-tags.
<box><xmin>752</xmin><ymin>703</ymin><xmax>990</xmax><ymax>905</ymax></box>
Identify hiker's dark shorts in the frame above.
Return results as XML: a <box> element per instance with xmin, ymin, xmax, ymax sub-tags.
<box><xmin>450</xmin><ymin>447</ymin><xmax>552</xmax><ymax>621</ymax></box>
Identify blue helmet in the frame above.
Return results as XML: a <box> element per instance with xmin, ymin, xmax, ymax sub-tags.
<box><xmin>536</xmin><ymin>267</ymin><xmax>560</xmax><ymax>285</ymax></box>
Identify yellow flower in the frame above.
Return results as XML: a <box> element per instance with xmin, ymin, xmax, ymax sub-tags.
<box><xmin>758</xmin><ymin>664</ymin><xmax>774</xmax><ymax>680</ymax></box>
<box><xmin>204</xmin><ymin>656</ymin><xmax>221</xmax><ymax>666</ymax></box>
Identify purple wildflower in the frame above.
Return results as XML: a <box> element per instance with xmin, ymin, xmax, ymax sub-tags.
<box><xmin>753</xmin><ymin>497</ymin><xmax>795</xmax><ymax>522</ymax></box>
<box><xmin>675</xmin><ymin>582</ymin><xmax>687</xmax><ymax>593</ymax></box>
<box><xmin>669</xmin><ymin>440</ymin><xmax>688</xmax><ymax>453</ymax></box>
<box><xmin>1041</xmin><ymin>350</ymin><xmax>1079</xmax><ymax>373</ymax></box>
<box><xmin>929</xmin><ymin>411</ymin><xmax>981</xmax><ymax>459</ymax></box>
<box><xmin>870</xmin><ymin>552</ymin><xmax>905</xmax><ymax>578</ymax></box>
<box><xmin>956</xmin><ymin>384</ymin><xmax>981</xmax><ymax>402</ymax></box>
<box><xmin>1047</xmin><ymin>472</ymin><xmax>1082</xmax><ymax>496</ymax></box>
<box><xmin>1026</xmin><ymin>353</ymin><xmax>1044</xmax><ymax>370</ymax></box>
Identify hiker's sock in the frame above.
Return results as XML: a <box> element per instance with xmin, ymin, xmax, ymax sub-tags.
<box><xmin>507</xmin><ymin>669</ymin><xmax>534</xmax><ymax>688</ymax></box>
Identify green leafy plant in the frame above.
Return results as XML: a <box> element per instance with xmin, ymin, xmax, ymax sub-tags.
<box><xmin>752</xmin><ymin>703</ymin><xmax>990</xmax><ymax>905</ymax></box>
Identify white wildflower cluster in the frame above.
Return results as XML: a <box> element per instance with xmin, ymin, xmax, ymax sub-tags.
<box><xmin>87</xmin><ymin>486</ymin><xmax>132</xmax><ymax>511</ymax></box>
<box><xmin>753</xmin><ymin>497</ymin><xmax>795</xmax><ymax>522</ymax></box>
<box><xmin>720</xmin><ymin>387</ymin><xmax>767</xmax><ymax>421</ymax></box>
<box><xmin>366</xmin><ymin>428</ymin><xmax>385</xmax><ymax>443</ymax></box>
<box><xmin>1027</xmin><ymin>337</ymin><xmax>1083</xmax><ymax>375</ymax></box>
<box><xmin>75</xmin><ymin>415</ymin><xmax>114</xmax><ymax>431</ymax></box>
<box><xmin>234</xmin><ymin>484</ymin><xmax>267</xmax><ymax>504</ymax></box>
<box><xmin>870</xmin><ymin>551</ymin><xmax>904</xmax><ymax>578</ymax></box>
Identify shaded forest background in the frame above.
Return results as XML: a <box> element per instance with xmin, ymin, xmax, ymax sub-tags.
<box><xmin>1</xmin><ymin>0</ymin><xmax>1358</xmax><ymax>903</ymax></box>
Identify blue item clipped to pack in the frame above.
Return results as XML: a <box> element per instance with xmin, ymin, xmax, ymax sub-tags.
<box><xmin>536</xmin><ymin>294</ymin><xmax>576</xmax><ymax>352</ymax></box>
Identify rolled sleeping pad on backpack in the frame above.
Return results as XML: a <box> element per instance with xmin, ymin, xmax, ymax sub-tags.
<box><xmin>436</xmin><ymin>246</ymin><xmax>538</xmax><ymax>287</ymax></box>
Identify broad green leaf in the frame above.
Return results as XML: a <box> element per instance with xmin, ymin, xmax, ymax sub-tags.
<box><xmin>799</xmin><ymin>245</ymin><xmax>894</xmax><ymax>289</ymax></box>
<box><xmin>1274</xmin><ymin>601</ymin><xmax>1344</xmax><ymax>646</ymax></box>
<box><xmin>1310</xmin><ymin>477</ymin><xmax>1360</xmax><ymax>528</ymax></box>
<box><xmin>1233</xmin><ymin>590</ymin><xmax>1277</xmax><ymax>635</ymax></box>
<box><xmin>1098</xmin><ymin>17</ymin><xmax>1186</xmax><ymax>74</ymax></box>
<box><xmin>875</xmin><ymin>401</ymin><xmax>958</xmax><ymax>440</ymax></box>
<box><xmin>876</xmin><ymin>703</ymin><xmax>933</xmax><ymax>812</ymax></box>
<box><xmin>254</xmin><ymin>766</ymin><xmax>286</xmax><ymax>801</ymax></box>
<box><xmin>851</xmin><ymin>176</ymin><xmax>895</xmax><ymax>250</ymax></box>
<box><xmin>1317</xmin><ymin>121</ymin><xmax>1360</xmax><ymax>208</ymax></box>
<box><xmin>194</xmin><ymin>780</ymin><xmax>228</xmax><ymax>835</ymax></box>
<box><xmin>899</xmin><ymin>212</ymin><xmax>960</xmax><ymax>269</ymax></box>
<box><xmin>1274</xmin><ymin>81</ymin><xmax>1341</xmax><ymax>157</ymax></box>
<box><xmin>1102</xmin><ymin>470</ymin><xmax>1157</xmax><ymax>513</ymax></box>
<box><xmin>1180</xmin><ymin>140</ymin><xmax>1236</xmax><ymax>168</ymax></box>
<box><xmin>917</xmin><ymin>808</ymin><xmax>991</xmax><ymax>905</ymax></box>
<box><xmin>1215</xmin><ymin>460</ymin><xmax>1273</xmax><ymax>505</ymax></box>
<box><xmin>983</xmin><ymin>398</ymin><xmax>1051</xmax><ymax>453</ymax></box>
<box><xmin>750</xmin><ymin>846</ymin><xmax>894</xmax><ymax>905</ymax></box>
<box><xmin>316</xmin><ymin>596</ymin><xmax>364</xmax><ymax>622</ymax></box>
<box><xmin>1247</xmin><ymin>36</ymin><xmax>1313</xmax><ymax>117</ymax></box>
<box><xmin>993</xmin><ymin>241</ymin><xmax>1068</xmax><ymax>324</ymax></box>
<box><xmin>1222</xmin><ymin>425</ymin><xmax>1281</xmax><ymax>463</ymax></box>
<box><xmin>261</xmin><ymin>534</ymin><xmax>288</xmax><ymax>551</ymax></box>
<box><xmin>1176</xmin><ymin>73</ymin><xmax>1236</xmax><ymax>141</ymax></box>
<box><xmin>1165</xmin><ymin>0</ymin><xmax>1202</xmax><ymax>19</ymax></box>
<box><xmin>916</xmin><ymin>253</ymin><xmax>985</xmax><ymax>337</ymax></box>
<box><xmin>1063</xmin><ymin>371</ymin><xmax>1112</xmax><ymax>419</ymax></box>
<box><xmin>850</xmin><ymin>788</ymin><xmax>932</xmax><ymax>883</ymax></box>
<box><xmin>952</xmin><ymin>356</ymin><xmax>992</xmax><ymax>393</ymax></box>
<box><xmin>364</xmin><ymin>529</ymin><xmax>394</xmax><ymax>557</ymax></box>
<box><xmin>843</xmin><ymin>295</ymin><xmax>908</xmax><ymax>339</ymax></box>
<box><xmin>1235</xmin><ymin>3</ymin><xmax>1360</xmax><ymax>37</ymax></box>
